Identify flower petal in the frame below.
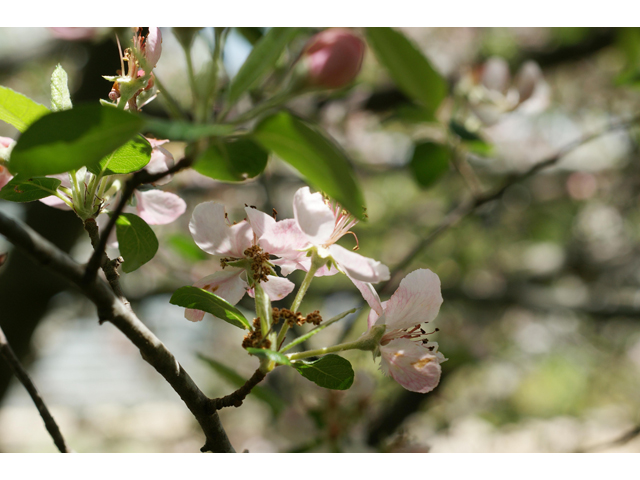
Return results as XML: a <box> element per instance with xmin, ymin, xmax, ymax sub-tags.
<box><xmin>348</xmin><ymin>276</ymin><xmax>383</xmax><ymax>318</ymax></box>
<box><xmin>380</xmin><ymin>338</ymin><xmax>442</xmax><ymax>393</ymax></box>
<box><xmin>383</xmin><ymin>269</ymin><xmax>442</xmax><ymax>332</ymax></box>
<box><xmin>260</xmin><ymin>218</ymin><xmax>310</xmax><ymax>261</ymax></box>
<box><xmin>293</xmin><ymin>187</ymin><xmax>335</xmax><ymax>245</ymax></box>
<box><xmin>190</xmin><ymin>202</ymin><xmax>253</xmax><ymax>257</ymax></box>
<box><xmin>145</xmin><ymin>142</ymin><xmax>174</xmax><ymax>186</ymax></box>
<box><xmin>135</xmin><ymin>189</ymin><xmax>186</xmax><ymax>225</ymax></box>
<box><xmin>244</xmin><ymin>206</ymin><xmax>275</xmax><ymax>239</ymax></box>
<box><xmin>328</xmin><ymin>244</ymin><xmax>390</xmax><ymax>283</ymax></box>
<box><xmin>260</xmin><ymin>275</ymin><xmax>296</xmax><ymax>301</ymax></box>
<box><xmin>184</xmin><ymin>269</ymin><xmax>248</xmax><ymax>322</ymax></box>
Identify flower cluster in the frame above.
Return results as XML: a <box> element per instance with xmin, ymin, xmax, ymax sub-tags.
<box><xmin>186</xmin><ymin>187</ymin><xmax>446</xmax><ymax>394</ymax></box>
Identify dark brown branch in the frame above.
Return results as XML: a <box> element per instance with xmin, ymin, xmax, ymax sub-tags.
<box><xmin>0</xmin><ymin>324</ymin><xmax>70</xmax><ymax>453</ymax></box>
<box><xmin>207</xmin><ymin>369</ymin><xmax>267</xmax><ymax>412</ymax></box>
<box><xmin>0</xmin><ymin>210</ymin><xmax>234</xmax><ymax>453</ymax></box>
<box><xmin>381</xmin><ymin>114</ymin><xmax>640</xmax><ymax>294</ymax></box>
<box><xmin>83</xmin><ymin>154</ymin><xmax>195</xmax><ymax>284</ymax></box>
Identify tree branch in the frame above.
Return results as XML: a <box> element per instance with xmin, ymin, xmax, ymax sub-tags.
<box><xmin>0</xmin><ymin>210</ymin><xmax>234</xmax><ymax>452</ymax></box>
<box><xmin>381</xmin><ymin>114</ymin><xmax>640</xmax><ymax>294</ymax></box>
<box><xmin>207</xmin><ymin>368</ymin><xmax>267</xmax><ymax>411</ymax></box>
<box><xmin>0</xmin><ymin>324</ymin><xmax>70</xmax><ymax>453</ymax></box>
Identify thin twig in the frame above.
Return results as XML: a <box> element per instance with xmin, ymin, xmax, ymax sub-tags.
<box><xmin>381</xmin><ymin>114</ymin><xmax>640</xmax><ymax>294</ymax></box>
<box><xmin>0</xmin><ymin>211</ymin><xmax>234</xmax><ymax>452</ymax></box>
<box><xmin>83</xmin><ymin>154</ymin><xmax>195</xmax><ymax>284</ymax></box>
<box><xmin>0</xmin><ymin>324</ymin><xmax>70</xmax><ymax>453</ymax></box>
<box><xmin>207</xmin><ymin>368</ymin><xmax>267</xmax><ymax>411</ymax></box>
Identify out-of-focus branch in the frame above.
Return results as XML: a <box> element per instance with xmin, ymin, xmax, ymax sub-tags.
<box><xmin>381</xmin><ymin>114</ymin><xmax>640</xmax><ymax>295</ymax></box>
<box><xmin>83</xmin><ymin>154</ymin><xmax>195</xmax><ymax>284</ymax></box>
<box><xmin>0</xmin><ymin>210</ymin><xmax>234</xmax><ymax>453</ymax></box>
<box><xmin>0</xmin><ymin>324</ymin><xmax>70</xmax><ymax>453</ymax></box>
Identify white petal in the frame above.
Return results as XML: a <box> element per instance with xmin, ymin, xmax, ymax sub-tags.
<box><xmin>39</xmin><ymin>195</ymin><xmax>71</xmax><ymax>210</ymax></box>
<box><xmin>260</xmin><ymin>275</ymin><xmax>296</xmax><ymax>301</ymax></box>
<box><xmin>189</xmin><ymin>202</ymin><xmax>252</xmax><ymax>257</ymax></box>
<box><xmin>245</xmin><ymin>206</ymin><xmax>275</xmax><ymax>239</ymax></box>
<box><xmin>293</xmin><ymin>187</ymin><xmax>335</xmax><ymax>245</ymax></box>
<box><xmin>380</xmin><ymin>338</ymin><xmax>442</xmax><ymax>393</ymax></box>
<box><xmin>260</xmin><ymin>218</ymin><xmax>310</xmax><ymax>259</ymax></box>
<box><xmin>184</xmin><ymin>269</ymin><xmax>248</xmax><ymax>322</ymax></box>
<box><xmin>328</xmin><ymin>244</ymin><xmax>390</xmax><ymax>283</ymax></box>
<box><xmin>135</xmin><ymin>189</ymin><xmax>186</xmax><ymax>225</ymax></box>
<box><xmin>145</xmin><ymin>145</ymin><xmax>174</xmax><ymax>186</ymax></box>
<box><xmin>348</xmin><ymin>275</ymin><xmax>383</xmax><ymax>317</ymax></box>
<box><xmin>481</xmin><ymin>57</ymin><xmax>510</xmax><ymax>94</ymax></box>
<box><xmin>383</xmin><ymin>269</ymin><xmax>443</xmax><ymax>332</ymax></box>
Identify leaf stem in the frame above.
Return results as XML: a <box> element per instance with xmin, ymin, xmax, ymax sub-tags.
<box><xmin>280</xmin><ymin>308</ymin><xmax>357</xmax><ymax>353</ymax></box>
<box><xmin>286</xmin><ymin>325</ymin><xmax>385</xmax><ymax>361</ymax></box>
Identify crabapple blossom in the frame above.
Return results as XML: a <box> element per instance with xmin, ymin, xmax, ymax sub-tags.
<box><xmin>301</xmin><ymin>29</ymin><xmax>365</xmax><ymax>89</ymax></box>
<box><xmin>185</xmin><ymin>202</ymin><xmax>296</xmax><ymax>322</ymax></box>
<box><xmin>353</xmin><ymin>269</ymin><xmax>446</xmax><ymax>393</ymax></box>
<box><xmin>275</xmin><ymin>187</ymin><xmax>389</xmax><ymax>283</ymax></box>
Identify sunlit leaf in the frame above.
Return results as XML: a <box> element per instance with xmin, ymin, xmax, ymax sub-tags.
<box><xmin>115</xmin><ymin>213</ymin><xmax>159</xmax><ymax>273</ymax></box>
<box><xmin>169</xmin><ymin>286</ymin><xmax>251</xmax><ymax>330</ymax></box>
<box><xmin>193</xmin><ymin>138</ymin><xmax>268</xmax><ymax>182</ymax></box>
<box><xmin>292</xmin><ymin>354</ymin><xmax>354</xmax><ymax>390</ymax></box>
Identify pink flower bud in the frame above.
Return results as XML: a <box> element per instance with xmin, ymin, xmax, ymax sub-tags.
<box><xmin>144</xmin><ymin>27</ymin><xmax>162</xmax><ymax>70</ymax></box>
<box><xmin>302</xmin><ymin>28</ymin><xmax>365</xmax><ymax>89</ymax></box>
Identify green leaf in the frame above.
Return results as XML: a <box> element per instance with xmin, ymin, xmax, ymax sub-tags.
<box><xmin>51</xmin><ymin>64</ymin><xmax>72</xmax><ymax>112</ymax></box>
<box><xmin>169</xmin><ymin>286</ymin><xmax>251</xmax><ymax>330</ymax></box>
<box><xmin>253</xmin><ymin>111</ymin><xmax>366</xmax><ymax>220</ymax></box>
<box><xmin>235</xmin><ymin>27</ymin><xmax>264</xmax><ymax>46</ymax></box>
<box><xmin>227</xmin><ymin>27</ymin><xmax>299</xmax><ymax>107</ymax></box>
<box><xmin>409</xmin><ymin>141</ymin><xmax>451</xmax><ymax>188</ymax></box>
<box><xmin>166</xmin><ymin>233</ymin><xmax>208</xmax><ymax>262</ymax></box>
<box><xmin>292</xmin><ymin>354</ymin><xmax>355</xmax><ymax>390</ymax></box>
<box><xmin>142</xmin><ymin>117</ymin><xmax>235</xmax><ymax>141</ymax></box>
<box><xmin>197</xmin><ymin>353</ymin><xmax>286</xmax><ymax>417</ymax></box>
<box><xmin>114</xmin><ymin>213</ymin><xmax>159</xmax><ymax>273</ymax></box>
<box><xmin>0</xmin><ymin>176</ymin><xmax>61</xmax><ymax>203</ymax></box>
<box><xmin>193</xmin><ymin>138</ymin><xmax>268</xmax><ymax>182</ymax></box>
<box><xmin>245</xmin><ymin>348</ymin><xmax>291</xmax><ymax>366</ymax></box>
<box><xmin>0</xmin><ymin>86</ymin><xmax>50</xmax><ymax>132</ymax></box>
<box><xmin>88</xmin><ymin>135</ymin><xmax>151</xmax><ymax>176</ymax></box>
<box><xmin>9</xmin><ymin>104</ymin><xmax>143</xmax><ymax>178</ymax></box>
<box><xmin>366</xmin><ymin>27</ymin><xmax>448</xmax><ymax>117</ymax></box>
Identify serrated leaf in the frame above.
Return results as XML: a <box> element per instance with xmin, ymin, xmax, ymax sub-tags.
<box><xmin>193</xmin><ymin>138</ymin><xmax>268</xmax><ymax>182</ymax></box>
<box><xmin>9</xmin><ymin>104</ymin><xmax>143</xmax><ymax>178</ymax></box>
<box><xmin>366</xmin><ymin>28</ymin><xmax>447</xmax><ymax>117</ymax></box>
<box><xmin>88</xmin><ymin>135</ymin><xmax>151</xmax><ymax>176</ymax></box>
<box><xmin>253</xmin><ymin>111</ymin><xmax>366</xmax><ymax>220</ymax></box>
<box><xmin>169</xmin><ymin>286</ymin><xmax>251</xmax><ymax>330</ymax></box>
<box><xmin>0</xmin><ymin>176</ymin><xmax>61</xmax><ymax>203</ymax></box>
<box><xmin>197</xmin><ymin>353</ymin><xmax>286</xmax><ymax>416</ymax></box>
<box><xmin>51</xmin><ymin>64</ymin><xmax>72</xmax><ymax>112</ymax></box>
<box><xmin>409</xmin><ymin>141</ymin><xmax>451</xmax><ymax>188</ymax></box>
<box><xmin>0</xmin><ymin>86</ymin><xmax>50</xmax><ymax>132</ymax></box>
<box><xmin>114</xmin><ymin>213</ymin><xmax>159</xmax><ymax>273</ymax></box>
<box><xmin>227</xmin><ymin>27</ymin><xmax>299</xmax><ymax>107</ymax></box>
<box><xmin>245</xmin><ymin>348</ymin><xmax>291</xmax><ymax>366</ymax></box>
<box><xmin>142</xmin><ymin>117</ymin><xmax>234</xmax><ymax>141</ymax></box>
<box><xmin>292</xmin><ymin>354</ymin><xmax>354</xmax><ymax>390</ymax></box>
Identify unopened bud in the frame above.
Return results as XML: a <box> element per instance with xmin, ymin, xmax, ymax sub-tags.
<box><xmin>301</xmin><ymin>28</ymin><xmax>365</xmax><ymax>89</ymax></box>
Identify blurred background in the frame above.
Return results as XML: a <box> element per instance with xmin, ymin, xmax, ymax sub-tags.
<box><xmin>2</xmin><ymin>27</ymin><xmax>640</xmax><ymax>452</ymax></box>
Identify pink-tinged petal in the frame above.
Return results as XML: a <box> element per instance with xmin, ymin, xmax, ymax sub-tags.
<box><xmin>380</xmin><ymin>338</ymin><xmax>442</xmax><ymax>393</ymax></box>
<box><xmin>260</xmin><ymin>218</ymin><xmax>310</xmax><ymax>259</ymax></box>
<box><xmin>0</xmin><ymin>136</ymin><xmax>15</xmax><ymax>149</ymax></box>
<box><xmin>184</xmin><ymin>269</ymin><xmax>248</xmax><ymax>322</ymax></box>
<box><xmin>145</xmin><ymin>143</ymin><xmax>174</xmax><ymax>186</ymax></box>
<box><xmin>145</xmin><ymin>27</ymin><xmax>162</xmax><ymax>69</ymax></box>
<box><xmin>328</xmin><ymin>244</ymin><xmax>390</xmax><ymax>283</ymax></box>
<box><xmin>260</xmin><ymin>275</ymin><xmax>296</xmax><ymax>301</ymax></box>
<box><xmin>189</xmin><ymin>202</ymin><xmax>252</xmax><ymax>257</ymax></box>
<box><xmin>245</xmin><ymin>206</ymin><xmax>275</xmax><ymax>239</ymax></box>
<box><xmin>383</xmin><ymin>269</ymin><xmax>443</xmax><ymax>332</ymax></box>
<box><xmin>293</xmin><ymin>187</ymin><xmax>336</xmax><ymax>245</ymax></box>
<box><xmin>271</xmin><ymin>257</ymin><xmax>305</xmax><ymax>277</ymax></box>
<box><xmin>135</xmin><ymin>189</ymin><xmax>186</xmax><ymax>225</ymax></box>
<box><xmin>348</xmin><ymin>276</ymin><xmax>383</xmax><ymax>318</ymax></box>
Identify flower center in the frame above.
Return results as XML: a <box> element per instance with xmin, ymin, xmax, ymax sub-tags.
<box><xmin>381</xmin><ymin>324</ymin><xmax>439</xmax><ymax>347</ymax></box>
